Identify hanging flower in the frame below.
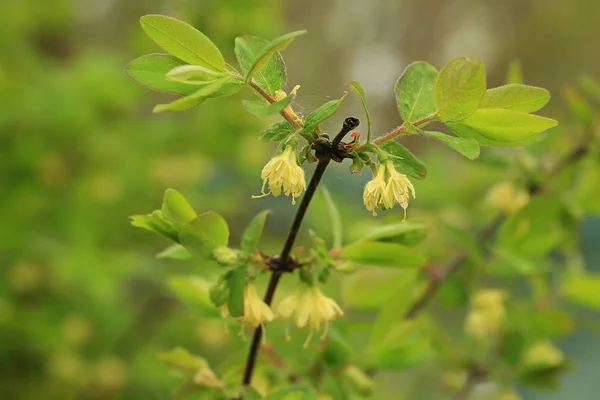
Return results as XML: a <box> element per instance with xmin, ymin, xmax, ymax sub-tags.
<box><xmin>254</xmin><ymin>146</ymin><xmax>306</xmax><ymax>204</ymax></box>
<box><xmin>362</xmin><ymin>164</ymin><xmax>388</xmax><ymax>216</ymax></box>
<box><xmin>241</xmin><ymin>283</ymin><xmax>274</xmax><ymax>327</ymax></box>
<box><xmin>382</xmin><ymin>161</ymin><xmax>416</xmax><ymax>220</ymax></box>
<box><xmin>277</xmin><ymin>284</ymin><xmax>344</xmax><ymax>347</ymax></box>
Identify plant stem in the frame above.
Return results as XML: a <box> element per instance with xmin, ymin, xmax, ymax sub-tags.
<box><xmin>238</xmin><ymin>119</ymin><xmax>357</xmax><ymax>397</ymax></box>
<box><xmin>249</xmin><ymin>81</ymin><xmax>302</xmax><ymax>129</ymax></box>
<box><xmin>355</xmin><ymin>112</ymin><xmax>438</xmax><ymax>151</ymax></box>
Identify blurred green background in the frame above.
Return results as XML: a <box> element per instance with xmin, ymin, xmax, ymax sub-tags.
<box><xmin>1</xmin><ymin>0</ymin><xmax>599</xmax><ymax>399</ymax></box>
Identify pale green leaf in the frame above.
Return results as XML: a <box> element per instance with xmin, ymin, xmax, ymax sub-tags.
<box><xmin>234</xmin><ymin>36</ymin><xmax>287</xmax><ymax>96</ymax></box>
<box><xmin>168</xmin><ymin>276</ymin><xmax>216</xmax><ymax>312</ymax></box>
<box><xmin>152</xmin><ymin>76</ymin><xmax>230</xmax><ymax>113</ymax></box>
<box><xmin>243</xmin><ymin>31</ymin><xmax>306</xmax><ymax>84</ymax></box>
<box><xmin>157</xmin><ymin>244</ymin><xmax>193</xmax><ymax>260</ymax></box>
<box><xmin>380</xmin><ymin>141</ymin><xmax>428</xmax><ymax>179</ymax></box>
<box><xmin>140</xmin><ymin>15</ymin><xmax>225</xmax><ymax>70</ymax></box>
<box><xmin>179</xmin><ymin>212</ymin><xmax>230</xmax><ymax>259</ymax></box>
<box><xmin>166</xmin><ymin>64</ymin><xmax>225</xmax><ymax>84</ymax></box>
<box><xmin>359</xmin><ymin>220</ymin><xmax>428</xmax><ymax>246</ymax></box>
<box><xmin>161</xmin><ymin>189</ymin><xmax>196</xmax><ymax>225</ymax></box>
<box><xmin>130</xmin><ymin>213</ymin><xmax>178</xmax><ymax>242</ymax></box>
<box><xmin>300</xmin><ymin>93</ymin><xmax>347</xmax><ymax>135</ymax></box>
<box><xmin>480</xmin><ymin>84</ymin><xmax>550</xmax><ymax>112</ymax></box>
<box><xmin>447</xmin><ymin>121</ymin><xmax>547</xmax><ymax>147</ymax></box>
<box><xmin>227</xmin><ymin>265</ymin><xmax>247</xmax><ymax>318</ymax></box>
<box><xmin>241</xmin><ymin>210</ymin><xmax>271</xmax><ymax>252</ymax></box>
<box><xmin>434</xmin><ymin>57</ymin><xmax>486</xmax><ymax>121</ymax></box>
<box><xmin>340</xmin><ymin>241</ymin><xmax>426</xmax><ymax>268</ymax></box>
<box><xmin>321</xmin><ymin>186</ymin><xmax>342</xmax><ymax>248</ymax></box>
<box><xmin>346</xmin><ymin>80</ymin><xmax>372</xmax><ymax>143</ymax></box>
<box><xmin>259</xmin><ymin>121</ymin><xmax>296</xmax><ymax>142</ymax></box>
<box><xmin>420</xmin><ymin>130</ymin><xmax>480</xmax><ymax>160</ymax></box>
<box><xmin>242</xmin><ymin>96</ymin><xmax>292</xmax><ymax>117</ymax></box>
<box><xmin>343</xmin><ymin>269</ymin><xmax>417</xmax><ymax>310</ymax></box>
<box><xmin>158</xmin><ymin>346</ymin><xmax>209</xmax><ymax>375</ymax></box>
<box><xmin>460</xmin><ymin>108</ymin><xmax>558</xmax><ymax>142</ymax></box>
<box><xmin>125</xmin><ymin>54</ymin><xmax>197</xmax><ymax>95</ymax></box>
<box><xmin>395</xmin><ymin>61</ymin><xmax>438</xmax><ymax>122</ymax></box>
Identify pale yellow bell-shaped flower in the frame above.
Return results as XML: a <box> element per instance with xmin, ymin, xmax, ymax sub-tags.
<box><xmin>255</xmin><ymin>146</ymin><xmax>306</xmax><ymax>204</ymax></box>
<box><xmin>382</xmin><ymin>161</ymin><xmax>416</xmax><ymax>220</ymax></box>
<box><xmin>362</xmin><ymin>164</ymin><xmax>388</xmax><ymax>216</ymax></box>
<box><xmin>241</xmin><ymin>283</ymin><xmax>274</xmax><ymax>327</ymax></box>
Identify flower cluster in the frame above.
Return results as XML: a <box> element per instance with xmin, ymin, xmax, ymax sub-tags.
<box><xmin>277</xmin><ymin>284</ymin><xmax>344</xmax><ymax>347</ymax></box>
<box><xmin>255</xmin><ymin>145</ymin><xmax>306</xmax><ymax>205</ymax></box>
<box><xmin>464</xmin><ymin>289</ymin><xmax>507</xmax><ymax>341</ymax></box>
<box><xmin>363</xmin><ymin>161</ymin><xmax>416</xmax><ymax>218</ymax></box>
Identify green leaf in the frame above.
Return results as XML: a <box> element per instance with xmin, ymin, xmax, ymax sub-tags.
<box><xmin>420</xmin><ymin>130</ymin><xmax>480</xmax><ymax>160</ymax></box>
<box><xmin>343</xmin><ymin>269</ymin><xmax>415</xmax><ymax>310</ymax></box>
<box><xmin>161</xmin><ymin>189</ymin><xmax>196</xmax><ymax>225</ymax></box>
<box><xmin>368</xmin><ymin>322</ymin><xmax>432</xmax><ymax>370</ymax></box>
<box><xmin>241</xmin><ymin>210</ymin><xmax>271</xmax><ymax>252</ymax></box>
<box><xmin>259</xmin><ymin>121</ymin><xmax>296</xmax><ymax>142</ymax></box>
<box><xmin>166</xmin><ymin>64</ymin><xmax>225</xmax><ymax>84</ymax></box>
<box><xmin>346</xmin><ymin>80</ymin><xmax>372</xmax><ymax>143</ymax></box>
<box><xmin>158</xmin><ymin>347</ymin><xmax>209</xmax><ymax>375</ymax></box>
<box><xmin>227</xmin><ymin>266</ymin><xmax>247</xmax><ymax>318</ymax></box>
<box><xmin>379</xmin><ymin>141</ymin><xmax>427</xmax><ymax>179</ymax></box>
<box><xmin>447</xmin><ymin>121</ymin><xmax>547</xmax><ymax>148</ymax></box>
<box><xmin>563</xmin><ymin>275</ymin><xmax>600</xmax><ymax>310</ymax></box>
<box><xmin>265</xmin><ymin>384</ymin><xmax>316</xmax><ymax>400</ymax></box>
<box><xmin>359</xmin><ymin>220</ymin><xmax>428</xmax><ymax>246</ymax></box>
<box><xmin>395</xmin><ymin>61</ymin><xmax>438</xmax><ymax>123</ymax></box>
<box><xmin>497</xmin><ymin>195</ymin><xmax>563</xmax><ymax>257</ymax></box>
<box><xmin>321</xmin><ymin>187</ymin><xmax>343</xmax><ymax>248</ymax></box>
<box><xmin>459</xmin><ymin>109</ymin><xmax>558</xmax><ymax>142</ymax></box>
<box><xmin>243</xmin><ymin>31</ymin><xmax>306</xmax><ymax>84</ymax></box>
<box><xmin>434</xmin><ymin>57</ymin><xmax>486</xmax><ymax>121</ymax></box>
<box><xmin>139</xmin><ymin>15</ymin><xmax>225</xmax><ymax>70</ymax></box>
<box><xmin>157</xmin><ymin>244</ymin><xmax>193</xmax><ymax>260</ymax></box>
<box><xmin>153</xmin><ymin>76</ymin><xmax>230</xmax><ymax>113</ymax></box>
<box><xmin>480</xmin><ymin>84</ymin><xmax>550</xmax><ymax>112</ymax></box>
<box><xmin>340</xmin><ymin>241</ymin><xmax>425</xmax><ymax>268</ymax></box>
<box><xmin>125</xmin><ymin>54</ymin><xmax>197</xmax><ymax>95</ymax></box>
<box><xmin>242</xmin><ymin>96</ymin><xmax>292</xmax><ymax>117</ymax></box>
<box><xmin>179</xmin><ymin>212</ymin><xmax>230</xmax><ymax>259</ymax></box>
<box><xmin>234</xmin><ymin>36</ymin><xmax>287</xmax><ymax>96</ymax></box>
<box><xmin>130</xmin><ymin>213</ymin><xmax>178</xmax><ymax>242</ymax></box>
<box><xmin>168</xmin><ymin>276</ymin><xmax>216</xmax><ymax>312</ymax></box>
<box><xmin>300</xmin><ymin>94</ymin><xmax>347</xmax><ymax>136</ymax></box>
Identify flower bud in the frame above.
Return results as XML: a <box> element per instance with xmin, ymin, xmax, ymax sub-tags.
<box><xmin>212</xmin><ymin>246</ymin><xmax>238</xmax><ymax>266</ymax></box>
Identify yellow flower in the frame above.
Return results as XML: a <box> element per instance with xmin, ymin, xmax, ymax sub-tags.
<box><xmin>255</xmin><ymin>146</ymin><xmax>306</xmax><ymax>204</ymax></box>
<box><xmin>277</xmin><ymin>284</ymin><xmax>344</xmax><ymax>347</ymax></box>
<box><xmin>241</xmin><ymin>283</ymin><xmax>274</xmax><ymax>327</ymax></box>
<box><xmin>275</xmin><ymin>85</ymin><xmax>301</xmax><ymax>120</ymax></box>
<box><xmin>363</xmin><ymin>164</ymin><xmax>388</xmax><ymax>216</ymax></box>
<box><xmin>383</xmin><ymin>162</ymin><xmax>416</xmax><ymax>219</ymax></box>
<box><xmin>465</xmin><ymin>289</ymin><xmax>507</xmax><ymax>340</ymax></box>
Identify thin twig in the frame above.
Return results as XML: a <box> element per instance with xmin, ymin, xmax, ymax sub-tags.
<box><xmin>249</xmin><ymin>81</ymin><xmax>302</xmax><ymax>129</ymax></box>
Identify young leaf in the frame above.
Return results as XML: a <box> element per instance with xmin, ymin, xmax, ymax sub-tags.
<box><xmin>227</xmin><ymin>265</ymin><xmax>247</xmax><ymax>318</ymax></box>
<box><xmin>157</xmin><ymin>244</ymin><xmax>193</xmax><ymax>260</ymax></box>
<box><xmin>168</xmin><ymin>276</ymin><xmax>216</xmax><ymax>312</ymax></box>
<box><xmin>241</xmin><ymin>210</ymin><xmax>271</xmax><ymax>252</ymax></box>
<box><xmin>459</xmin><ymin>109</ymin><xmax>558</xmax><ymax>142</ymax></box>
<box><xmin>562</xmin><ymin>275</ymin><xmax>600</xmax><ymax>310</ymax></box>
<box><xmin>340</xmin><ymin>241</ymin><xmax>426</xmax><ymax>268</ymax></box>
<box><xmin>346</xmin><ymin>80</ymin><xmax>372</xmax><ymax>143</ymax></box>
<box><xmin>153</xmin><ymin>76</ymin><xmax>230</xmax><ymax>113</ymax></box>
<box><xmin>420</xmin><ymin>130</ymin><xmax>480</xmax><ymax>160</ymax></box>
<box><xmin>300</xmin><ymin>93</ymin><xmax>347</xmax><ymax>135</ymax></box>
<box><xmin>321</xmin><ymin>186</ymin><xmax>343</xmax><ymax>248</ymax></box>
<box><xmin>395</xmin><ymin>61</ymin><xmax>438</xmax><ymax>123</ymax></box>
<box><xmin>243</xmin><ymin>31</ymin><xmax>306</xmax><ymax>84</ymax></box>
<box><xmin>234</xmin><ymin>36</ymin><xmax>287</xmax><ymax>96</ymax></box>
<box><xmin>125</xmin><ymin>54</ymin><xmax>197</xmax><ymax>95</ymax></box>
<box><xmin>480</xmin><ymin>84</ymin><xmax>550</xmax><ymax>112</ymax></box>
<box><xmin>434</xmin><ymin>57</ymin><xmax>486</xmax><ymax>121</ymax></box>
<box><xmin>359</xmin><ymin>220</ymin><xmax>428</xmax><ymax>246</ymax></box>
<box><xmin>242</xmin><ymin>96</ymin><xmax>292</xmax><ymax>117</ymax></box>
<box><xmin>161</xmin><ymin>189</ymin><xmax>196</xmax><ymax>225</ymax></box>
<box><xmin>259</xmin><ymin>121</ymin><xmax>296</xmax><ymax>142</ymax></box>
<box><xmin>446</xmin><ymin>121</ymin><xmax>547</xmax><ymax>148</ymax></box>
<box><xmin>166</xmin><ymin>64</ymin><xmax>226</xmax><ymax>84</ymax></box>
<box><xmin>139</xmin><ymin>15</ymin><xmax>225</xmax><ymax>70</ymax></box>
<box><xmin>158</xmin><ymin>346</ymin><xmax>209</xmax><ymax>375</ymax></box>
<box><xmin>179</xmin><ymin>212</ymin><xmax>230</xmax><ymax>259</ymax></box>
<box><xmin>130</xmin><ymin>214</ymin><xmax>179</xmax><ymax>242</ymax></box>
<box><xmin>379</xmin><ymin>141</ymin><xmax>427</xmax><ymax>179</ymax></box>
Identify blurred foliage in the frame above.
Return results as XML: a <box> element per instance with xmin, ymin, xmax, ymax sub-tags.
<box><xmin>1</xmin><ymin>1</ymin><xmax>600</xmax><ymax>400</ymax></box>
